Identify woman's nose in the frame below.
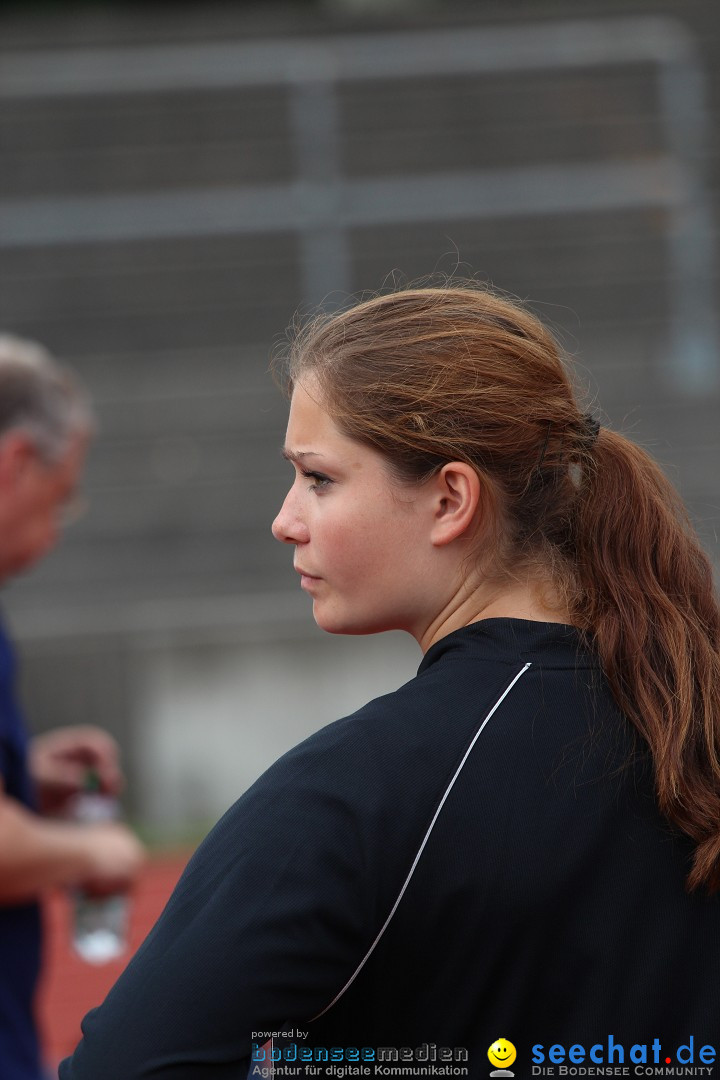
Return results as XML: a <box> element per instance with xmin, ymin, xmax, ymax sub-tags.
<box><xmin>271</xmin><ymin>489</ymin><xmax>309</xmax><ymax>545</ymax></box>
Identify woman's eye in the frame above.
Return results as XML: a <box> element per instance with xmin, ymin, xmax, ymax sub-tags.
<box><xmin>301</xmin><ymin>470</ymin><xmax>332</xmax><ymax>492</ymax></box>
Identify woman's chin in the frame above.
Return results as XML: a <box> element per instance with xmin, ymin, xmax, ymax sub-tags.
<box><xmin>312</xmin><ymin>604</ymin><xmax>389</xmax><ymax>637</ymax></box>
<box><xmin>313</xmin><ymin>613</ymin><xmax>359</xmax><ymax>635</ymax></box>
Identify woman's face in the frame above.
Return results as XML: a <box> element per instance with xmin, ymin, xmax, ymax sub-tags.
<box><xmin>272</xmin><ymin>380</ymin><xmax>439</xmax><ymax>637</ymax></box>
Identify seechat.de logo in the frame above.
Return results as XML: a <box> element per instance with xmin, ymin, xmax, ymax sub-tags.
<box><xmin>489</xmin><ymin>1038</ymin><xmax>517</xmax><ymax>1077</ymax></box>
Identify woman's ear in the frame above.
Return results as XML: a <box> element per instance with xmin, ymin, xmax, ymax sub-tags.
<box><xmin>428</xmin><ymin>462</ymin><xmax>483</xmax><ymax>547</ymax></box>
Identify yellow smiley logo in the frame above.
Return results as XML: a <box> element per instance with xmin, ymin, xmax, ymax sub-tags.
<box><xmin>488</xmin><ymin>1039</ymin><xmax>517</xmax><ymax>1070</ymax></box>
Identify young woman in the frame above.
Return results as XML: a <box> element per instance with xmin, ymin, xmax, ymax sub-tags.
<box><xmin>62</xmin><ymin>286</ymin><xmax>720</xmax><ymax>1079</ymax></box>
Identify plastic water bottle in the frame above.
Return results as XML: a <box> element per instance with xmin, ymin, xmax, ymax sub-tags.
<box><xmin>69</xmin><ymin>769</ymin><xmax>129</xmax><ymax>964</ymax></box>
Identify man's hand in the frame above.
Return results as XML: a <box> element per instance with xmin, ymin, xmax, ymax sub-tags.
<box><xmin>0</xmin><ymin>791</ymin><xmax>146</xmax><ymax>904</ymax></box>
<box><xmin>29</xmin><ymin>726</ymin><xmax>124</xmax><ymax>815</ymax></box>
<box><xmin>75</xmin><ymin>822</ymin><xmax>147</xmax><ymax>897</ymax></box>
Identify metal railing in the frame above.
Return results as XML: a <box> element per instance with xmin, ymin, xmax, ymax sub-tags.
<box><xmin>1</xmin><ymin>17</ymin><xmax>716</xmax><ymax>390</ymax></box>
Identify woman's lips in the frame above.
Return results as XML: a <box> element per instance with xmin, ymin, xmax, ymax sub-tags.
<box><xmin>295</xmin><ymin>567</ymin><xmax>321</xmax><ymax>589</ymax></box>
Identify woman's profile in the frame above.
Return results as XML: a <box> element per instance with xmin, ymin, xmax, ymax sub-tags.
<box><xmin>62</xmin><ymin>284</ymin><xmax>720</xmax><ymax>1079</ymax></box>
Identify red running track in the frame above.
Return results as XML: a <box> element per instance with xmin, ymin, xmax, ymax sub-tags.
<box><xmin>37</xmin><ymin>851</ymin><xmax>191</xmax><ymax>1074</ymax></box>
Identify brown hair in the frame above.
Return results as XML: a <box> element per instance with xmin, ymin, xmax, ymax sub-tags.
<box><xmin>278</xmin><ymin>283</ymin><xmax>720</xmax><ymax>893</ymax></box>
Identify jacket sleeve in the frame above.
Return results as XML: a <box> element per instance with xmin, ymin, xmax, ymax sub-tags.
<box><xmin>59</xmin><ymin>718</ymin><xmax>376</xmax><ymax>1079</ymax></box>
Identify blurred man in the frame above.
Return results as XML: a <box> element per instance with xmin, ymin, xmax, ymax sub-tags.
<box><xmin>0</xmin><ymin>335</ymin><xmax>145</xmax><ymax>1080</ymax></box>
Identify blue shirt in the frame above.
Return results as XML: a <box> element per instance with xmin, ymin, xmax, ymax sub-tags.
<box><xmin>0</xmin><ymin>621</ymin><xmax>43</xmax><ymax>1080</ymax></box>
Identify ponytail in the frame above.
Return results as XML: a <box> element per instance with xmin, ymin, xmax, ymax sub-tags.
<box><xmin>572</xmin><ymin>429</ymin><xmax>720</xmax><ymax>892</ymax></box>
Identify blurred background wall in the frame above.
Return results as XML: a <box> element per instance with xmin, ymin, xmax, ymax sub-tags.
<box><xmin>0</xmin><ymin>0</ymin><xmax>718</xmax><ymax>842</ymax></box>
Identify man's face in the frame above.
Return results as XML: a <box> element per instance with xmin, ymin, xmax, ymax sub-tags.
<box><xmin>0</xmin><ymin>432</ymin><xmax>88</xmax><ymax>578</ymax></box>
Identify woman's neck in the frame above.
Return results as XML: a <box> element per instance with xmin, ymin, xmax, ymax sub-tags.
<box><xmin>417</xmin><ymin>577</ymin><xmax>575</xmax><ymax>653</ymax></box>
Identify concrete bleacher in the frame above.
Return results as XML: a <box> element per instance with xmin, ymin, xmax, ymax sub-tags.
<box><xmin>0</xmin><ymin>1</ymin><xmax>718</xmax><ymax>825</ymax></box>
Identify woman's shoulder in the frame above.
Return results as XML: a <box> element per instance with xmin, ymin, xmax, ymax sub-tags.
<box><xmin>176</xmin><ymin>668</ymin><xmax>480</xmax><ymax>911</ymax></box>
<box><xmin>245</xmin><ymin>650</ymin><xmax>533</xmax><ymax>812</ymax></box>
<box><xmin>266</xmin><ymin>619</ymin><xmax>600</xmax><ymax>793</ymax></box>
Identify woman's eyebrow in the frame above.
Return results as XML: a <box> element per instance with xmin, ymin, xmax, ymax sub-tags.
<box><xmin>280</xmin><ymin>447</ymin><xmax>325</xmax><ymax>463</ymax></box>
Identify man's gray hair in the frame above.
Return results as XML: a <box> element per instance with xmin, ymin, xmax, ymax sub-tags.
<box><xmin>0</xmin><ymin>334</ymin><xmax>93</xmax><ymax>461</ymax></box>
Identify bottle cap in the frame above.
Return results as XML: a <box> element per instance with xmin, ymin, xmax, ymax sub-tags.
<box><xmin>83</xmin><ymin>768</ymin><xmax>102</xmax><ymax>792</ymax></box>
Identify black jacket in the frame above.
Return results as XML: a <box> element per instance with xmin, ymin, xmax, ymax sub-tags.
<box><xmin>60</xmin><ymin>619</ymin><xmax>720</xmax><ymax>1079</ymax></box>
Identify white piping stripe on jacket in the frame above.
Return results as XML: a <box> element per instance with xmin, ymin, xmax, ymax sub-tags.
<box><xmin>310</xmin><ymin>660</ymin><xmax>533</xmax><ymax>1022</ymax></box>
